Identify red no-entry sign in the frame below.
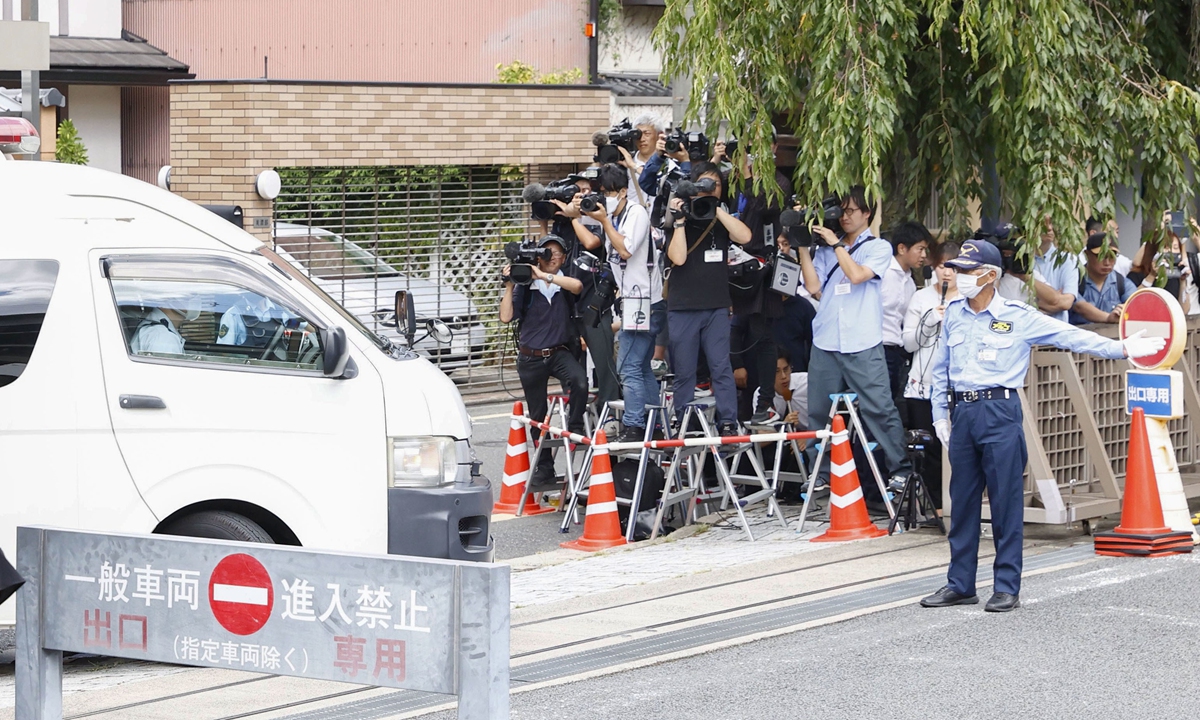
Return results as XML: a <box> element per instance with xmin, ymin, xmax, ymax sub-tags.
<box><xmin>209</xmin><ymin>553</ymin><xmax>273</xmax><ymax>635</ymax></box>
<box><xmin>1120</xmin><ymin>288</ymin><xmax>1185</xmax><ymax>370</ymax></box>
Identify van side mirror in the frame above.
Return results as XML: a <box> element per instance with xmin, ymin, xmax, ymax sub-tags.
<box><xmin>394</xmin><ymin>290</ymin><xmax>417</xmax><ymax>346</ymax></box>
<box><xmin>320</xmin><ymin>326</ymin><xmax>354</xmax><ymax>378</ymax></box>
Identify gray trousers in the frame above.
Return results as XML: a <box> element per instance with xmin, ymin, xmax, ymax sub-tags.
<box><xmin>807</xmin><ymin>344</ymin><xmax>909</xmax><ymax>479</ymax></box>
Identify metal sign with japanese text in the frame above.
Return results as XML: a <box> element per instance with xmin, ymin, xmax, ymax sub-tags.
<box><xmin>15</xmin><ymin>526</ymin><xmax>510</xmax><ymax>720</ymax></box>
<box><xmin>1126</xmin><ymin>369</ymin><xmax>1183</xmax><ymax>419</ymax></box>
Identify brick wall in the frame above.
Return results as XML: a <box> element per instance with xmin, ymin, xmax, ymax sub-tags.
<box><xmin>169</xmin><ymin>81</ymin><xmax>611</xmax><ymax>240</ymax></box>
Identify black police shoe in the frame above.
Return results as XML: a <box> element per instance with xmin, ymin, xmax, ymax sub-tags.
<box><xmin>984</xmin><ymin>592</ymin><xmax>1020</xmax><ymax>612</ymax></box>
<box><xmin>919</xmin><ymin>586</ymin><xmax>979</xmax><ymax>608</ymax></box>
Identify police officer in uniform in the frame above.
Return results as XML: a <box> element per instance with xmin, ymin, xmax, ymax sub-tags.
<box><xmin>920</xmin><ymin>240</ymin><xmax>1164</xmax><ymax>612</ymax></box>
<box><xmin>216</xmin><ymin>295</ymin><xmax>290</xmax><ymax>350</ymax></box>
<box><xmin>130</xmin><ymin>307</ymin><xmax>188</xmax><ymax>355</ymax></box>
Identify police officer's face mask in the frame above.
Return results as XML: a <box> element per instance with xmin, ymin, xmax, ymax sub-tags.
<box><xmin>955</xmin><ymin>270</ymin><xmax>992</xmax><ymax>299</ymax></box>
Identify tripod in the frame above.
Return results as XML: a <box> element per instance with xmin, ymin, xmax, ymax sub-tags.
<box><xmin>887</xmin><ymin>430</ymin><xmax>946</xmax><ymax>535</ymax></box>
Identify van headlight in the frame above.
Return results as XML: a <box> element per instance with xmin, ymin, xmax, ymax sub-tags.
<box><xmin>388</xmin><ymin>437</ymin><xmax>458</xmax><ymax>488</ymax></box>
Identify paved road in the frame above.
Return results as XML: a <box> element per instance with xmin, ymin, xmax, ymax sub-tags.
<box><xmin>429</xmin><ymin>552</ymin><xmax>1200</xmax><ymax>720</ymax></box>
<box><xmin>469</xmin><ymin>400</ymin><xmax>587</xmax><ymax>560</ymax></box>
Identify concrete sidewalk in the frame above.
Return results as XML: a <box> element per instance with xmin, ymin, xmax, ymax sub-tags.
<box><xmin>0</xmin><ymin>507</ymin><xmax>1093</xmax><ymax>720</ymax></box>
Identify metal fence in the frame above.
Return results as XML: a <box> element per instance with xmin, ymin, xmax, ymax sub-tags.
<box><xmin>272</xmin><ymin>164</ymin><xmax>575</xmax><ymax>393</ymax></box>
<box><xmin>995</xmin><ymin>320</ymin><xmax>1200</xmax><ymax>524</ymax></box>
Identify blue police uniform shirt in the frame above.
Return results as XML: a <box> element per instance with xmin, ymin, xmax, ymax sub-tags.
<box><xmin>810</xmin><ymin>230</ymin><xmax>892</xmax><ymax>354</ymax></box>
<box><xmin>1034</xmin><ymin>246</ymin><xmax>1080</xmax><ymax>323</ymax></box>
<box><xmin>217</xmin><ymin>298</ymin><xmax>289</xmax><ymax>346</ymax></box>
<box><xmin>930</xmin><ymin>293</ymin><xmax>1125</xmax><ymax>422</ymax></box>
<box><xmin>1069</xmin><ymin>272</ymin><xmax>1136</xmax><ymax>325</ymax></box>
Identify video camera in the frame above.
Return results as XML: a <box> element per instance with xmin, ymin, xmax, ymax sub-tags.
<box><xmin>573</xmin><ymin>251</ymin><xmax>617</xmax><ymax>327</ymax></box>
<box><xmin>595</xmin><ymin>119</ymin><xmax>643</xmax><ymax>164</ymax></box>
<box><xmin>974</xmin><ymin>223</ymin><xmax>1025</xmax><ymax>274</ymax></box>
<box><xmin>503</xmin><ymin>240</ymin><xmax>553</xmax><ymax>285</ymax></box>
<box><xmin>522</xmin><ymin>179</ymin><xmax>582</xmax><ymax>221</ymax></box>
<box><xmin>650</xmin><ymin>170</ymin><xmax>722</xmax><ymax>228</ymax></box>
<box><xmin>780</xmin><ymin>195</ymin><xmax>843</xmax><ymax>247</ymax></box>
<box><xmin>664</xmin><ymin>128</ymin><xmax>710</xmax><ymax>163</ymax></box>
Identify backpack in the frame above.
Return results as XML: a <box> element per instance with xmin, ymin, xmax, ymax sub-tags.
<box><xmin>1078</xmin><ymin>271</ymin><xmax>1127</xmax><ymax>301</ymax></box>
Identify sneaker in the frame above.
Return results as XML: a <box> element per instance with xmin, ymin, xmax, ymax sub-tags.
<box><xmin>887</xmin><ymin>473</ymin><xmax>909</xmax><ymax>494</ymax></box>
<box><xmin>651</xmin><ymin>359</ymin><xmax>669</xmax><ymax>379</ymax></box>
<box><xmin>749</xmin><ymin>409</ymin><xmax>773</xmax><ymax>425</ymax></box>
<box><xmin>617</xmin><ymin>426</ymin><xmax>646</xmax><ymax>443</ymax></box>
<box><xmin>718</xmin><ymin>422</ymin><xmax>739</xmax><ymax>437</ymax></box>
<box><xmin>803</xmin><ymin>476</ymin><xmax>830</xmax><ymax>493</ymax></box>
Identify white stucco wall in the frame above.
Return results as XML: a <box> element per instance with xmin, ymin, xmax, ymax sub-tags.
<box><xmin>599</xmin><ymin>5</ymin><xmax>663</xmax><ymax>76</ymax></box>
<box><xmin>30</xmin><ymin>0</ymin><xmax>120</xmax><ymax>37</ymax></box>
<box><xmin>66</xmin><ymin>0</ymin><xmax>121</xmax><ymax>38</ymax></box>
<box><xmin>68</xmin><ymin>84</ymin><xmax>121</xmax><ymax>173</ymax></box>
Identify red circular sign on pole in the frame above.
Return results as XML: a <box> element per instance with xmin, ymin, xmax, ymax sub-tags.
<box><xmin>1119</xmin><ymin>288</ymin><xmax>1186</xmax><ymax>370</ymax></box>
<box><xmin>208</xmin><ymin>553</ymin><xmax>273</xmax><ymax>636</ymax></box>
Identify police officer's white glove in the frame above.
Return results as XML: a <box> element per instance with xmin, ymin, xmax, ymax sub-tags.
<box><xmin>933</xmin><ymin>419</ymin><xmax>951</xmax><ymax>446</ymax></box>
<box><xmin>1122</xmin><ymin>329</ymin><xmax>1167</xmax><ymax>359</ymax></box>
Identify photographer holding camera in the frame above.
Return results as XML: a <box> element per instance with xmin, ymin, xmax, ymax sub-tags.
<box><xmin>731</xmin><ymin>139</ymin><xmax>793</xmax><ymax>425</ymax></box>
<box><xmin>499</xmin><ymin>235</ymin><xmax>588</xmax><ymax>486</ymax></box>
<box><xmin>794</xmin><ymin>186</ymin><xmax>910</xmax><ymax>489</ymax></box>
<box><xmin>665</xmin><ymin>162</ymin><xmax>752</xmax><ymax>435</ymax></box>
<box><xmin>581</xmin><ymin>164</ymin><xmax>665</xmax><ymax>442</ymax></box>
<box><xmin>525</xmin><ymin>167</ymin><xmax>621</xmax><ymax>410</ymax></box>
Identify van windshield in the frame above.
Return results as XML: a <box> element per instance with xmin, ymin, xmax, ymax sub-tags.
<box><xmin>274</xmin><ymin>232</ymin><xmax>400</xmax><ymax>279</ymax></box>
<box><xmin>257</xmin><ymin>247</ymin><xmax>401</xmax><ymax>355</ymax></box>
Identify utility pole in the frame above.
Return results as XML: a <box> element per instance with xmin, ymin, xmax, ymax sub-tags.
<box><xmin>20</xmin><ymin>0</ymin><xmax>42</xmax><ymax>158</ymax></box>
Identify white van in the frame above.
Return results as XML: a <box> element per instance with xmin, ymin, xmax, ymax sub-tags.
<box><xmin>271</xmin><ymin>222</ymin><xmax>488</xmax><ymax>370</ymax></box>
<box><xmin>0</xmin><ymin>160</ymin><xmax>494</xmax><ymax>627</ymax></box>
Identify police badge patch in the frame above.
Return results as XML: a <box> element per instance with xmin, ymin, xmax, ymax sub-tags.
<box><xmin>990</xmin><ymin>320</ymin><xmax>1013</xmax><ymax>334</ymax></box>
<box><xmin>218</xmin><ymin>324</ymin><xmax>229</xmax><ymax>338</ymax></box>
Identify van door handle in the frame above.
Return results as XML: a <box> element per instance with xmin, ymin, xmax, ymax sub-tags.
<box><xmin>119</xmin><ymin>394</ymin><xmax>166</xmax><ymax>410</ymax></box>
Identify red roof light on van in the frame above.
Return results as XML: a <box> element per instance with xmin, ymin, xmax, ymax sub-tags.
<box><xmin>0</xmin><ymin>117</ymin><xmax>41</xmax><ymax>157</ymax></box>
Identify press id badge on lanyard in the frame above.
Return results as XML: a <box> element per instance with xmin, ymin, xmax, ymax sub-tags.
<box><xmin>622</xmin><ymin>285</ymin><xmax>652</xmax><ymax>331</ymax></box>
<box><xmin>704</xmin><ymin>249</ymin><xmax>723</xmax><ymax>263</ymax></box>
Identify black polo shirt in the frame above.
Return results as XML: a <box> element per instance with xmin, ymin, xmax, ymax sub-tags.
<box><xmin>667</xmin><ymin>219</ymin><xmax>732</xmax><ymax>311</ymax></box>
<box><xmin>512</xmin><ymin>280</ymin><xmax>574</xmax><ymax>350</ymax></box>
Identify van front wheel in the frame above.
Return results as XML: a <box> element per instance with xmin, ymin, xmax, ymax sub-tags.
<box><xmin>161</xmin><ymin>510</ymin><xmax>274</xmax><ymax>544</ymax></box>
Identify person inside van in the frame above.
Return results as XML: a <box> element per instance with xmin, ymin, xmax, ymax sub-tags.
<box><xmin>499</xmin><ymin>234</ymin><xmax>588</xmax><ymax>487</ymax></box>
<box><xmin>216</xmin><ymin>294</ymin><xmax>292</xmax><ymax>349</ymax></box>
<box><xmin>130</xmin><ymin>306</ymin><xmax>189</xmax><ymax>355</ymax></box>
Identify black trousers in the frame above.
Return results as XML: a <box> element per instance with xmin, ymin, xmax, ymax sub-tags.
<box><xmin>582</xmin><ymin>311</ymin><xmax>620</xmax><ymax>408</ymax></box>
<box><xmin>732</xmin><ymin>313</ymin><xmax>777</xmax><ymax>416</ymax></box>
<box><xmin>883</xmin><ymin>344</ymin><xmax>910</xmax><ymax>421</ymax></box>
<box><xmin>905</xmin><ymin>398</ymin><xmax>943</xmax><ymax>508</ymax></box>
<box><xmin>517</xmin><ymin>350</ymin><xmax>589</xmax><ymax>470</ymax></box>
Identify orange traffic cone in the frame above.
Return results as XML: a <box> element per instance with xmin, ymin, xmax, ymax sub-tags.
<box><xmin>1095</xmin><ymin>407</ymin><xmax>1192</xmax><ymax>556</ymax></box>
<box><xmin>811</xmin><ymin>415</ymin><xmax>887</xmax><ymax>543</ymax></box>
<box><xmin>493</xmin><ymin>402</ymin><xmax>555</xmax><ymax>516</ymax></box>
<box><xmin>561</xmin><ymin>430</ymin><xmax>628</xmax><ymax>551</ymax></box>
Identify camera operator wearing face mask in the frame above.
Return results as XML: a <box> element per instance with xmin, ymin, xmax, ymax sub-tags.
<box><xmin>794</xmin><ymin>185</ymin><xmax>910</xmax><ymax>491</ymax></box>
<box><xmin>920</xmin><ymin>240</ymin><xmax>1165</xmax><ymax>613</ymax></box>
<box><xmin>541</xmin><ymin>168</ymin><xmax>621</xmax><ymax>409</ymax></box>
<box><xmin>664</xmin><ymin>162</ymin><xmax>752</xmax><ymax>435</ymax></box>
<box><xmin>499</xmin><ymin>235</ymin><xmax>588</xmax><ymax>487</ymax></box>
<box><xmin>583</xmin><ymin>164</ymin><xmax>665</xmax><ymax>442</ymax></box>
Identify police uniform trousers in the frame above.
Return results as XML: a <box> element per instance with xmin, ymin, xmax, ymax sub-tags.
<box><xmin>946</xmin><ymin>393</ymin><xmax>1028</xmax><ymax>596</ymax></box>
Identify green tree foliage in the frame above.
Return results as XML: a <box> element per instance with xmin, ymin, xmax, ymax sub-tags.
<box><xmin>496</xmin><ymin>60</ymin><xmax>583</xmax><ymax>85</ymax></box>
<box><xmin>54</xmin><ymin>119</ymin><xmax>89</xmax><ymax>165</ymax></box>
<box><xmin>655</xmin><ymin>0</ymin><xmax>1200</xmax><ymax>254</ymax></box>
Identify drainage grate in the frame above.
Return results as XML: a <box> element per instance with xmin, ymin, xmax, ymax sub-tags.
<box><xmin>276</xmin><ymin>544</ymin><xmax>1097</xmax><ymax>719</ymax></box>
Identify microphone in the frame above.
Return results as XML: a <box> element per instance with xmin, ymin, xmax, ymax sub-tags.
<box><xmin>522</xmin><ymin>183</ymin><xmax>547</xmax><ymax>203</ymax></box>
<box><xmin>779</xmin><ymin>210</ymin><xmax>803</xmax><ymax>228</ymax></box>
<box><xmin>591</xmin><ymin>131</ymin><xmax>610</xmax><ymax>147</ymax></box>
<box><xmin>940</xmin><ymin>280</ymin><xmax>948</xmax><ymax>304</ymax></box>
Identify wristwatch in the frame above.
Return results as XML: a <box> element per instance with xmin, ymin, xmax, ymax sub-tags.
<box><xmin>830</xmin><ymin>241</ymin><xmax>846</xmax><ymax>250</ymax></box>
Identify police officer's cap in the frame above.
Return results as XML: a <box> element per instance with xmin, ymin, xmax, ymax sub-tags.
<box><xmin>947</xmin><ymin>239</ymin><xmax>1002</xmax><ymax>270</ymax></box>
